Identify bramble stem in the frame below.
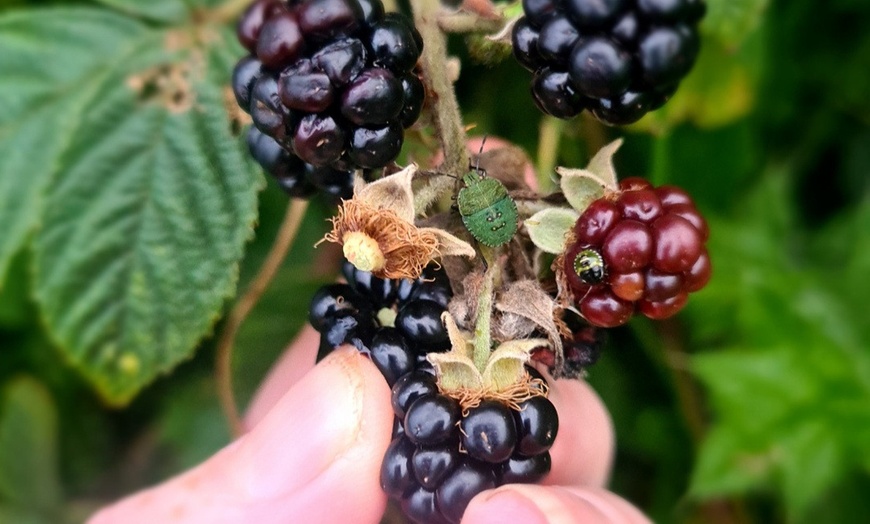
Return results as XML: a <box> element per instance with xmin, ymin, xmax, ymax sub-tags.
<box><xmin>438</xmin><ymin>12</ymin><xmax>504</xmax><ymax>34</ymax></box>
<box><xmin>412</xmin><ymin>0</ymin><xmax>470</xmax><ymax>213</ymax></box>
<box><xmin>536</xmin><ymin>116</ymin><xmax>564</xmax><ymax>193</ymax></box>
<box><xmin>216</xmin><ymin>199</ymin><xmax>310</xmax><ymax>437</ymax></box>
<box><xmin>471</xmin><ymin>248</ymin><xmax>496</xmax><ymax>372</ymax></box>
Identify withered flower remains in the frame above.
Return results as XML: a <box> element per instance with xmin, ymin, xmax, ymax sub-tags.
<box><xmin>321</xmin><ymin>165</ymin><xmax>475</xmax><ymax>279</ymax></box>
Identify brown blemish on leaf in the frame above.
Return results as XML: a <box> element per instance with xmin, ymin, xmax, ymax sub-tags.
<box><xmin>223</xmin><ymin>86</ymin><xmax>251</xmax><ymax>136</ymax></box>
<box><xmin>127</xmin><ymin>30</ymin><xmax>210</xmax><ymax>114</ymax></box>
<box><xmin>127</xmin><ymin>62</ymin><xmax>196</xmax><ymax>114</ymax></box>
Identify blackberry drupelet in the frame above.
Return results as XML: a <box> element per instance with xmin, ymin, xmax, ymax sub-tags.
<box><xmin>513</xmin><ymin>0</ymin><xmax>705</xmax><ymax>125</ymax></box>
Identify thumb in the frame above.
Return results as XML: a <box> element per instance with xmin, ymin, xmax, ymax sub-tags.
<box><xmin>463</xmin><ymin>485</ymin><xmax>651</xmax><ymax>524</ymax></box>
<box><xmin>89</xmin><ymin>347</ymin><xmax>393</xmax><ymax>524</ymax></box>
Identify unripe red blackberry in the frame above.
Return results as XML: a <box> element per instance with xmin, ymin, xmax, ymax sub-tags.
<box><xmin>232</xmin><ymin>0</ymin><xmax>425</xmax><ymax>184</ymax></box>
<box><xmin>563</xmin><ymin>178</ymin><xmax>711</xmax><ymax>327</ymax></box>
<box><xmin>513</xmin><ymin>0</ymin><xmax>705</xmax><ymax>125</ymax></box>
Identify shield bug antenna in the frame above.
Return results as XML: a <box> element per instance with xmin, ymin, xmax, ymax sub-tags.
<box><xmin>472</xmin><ymin>135</ymin><xmax>488</xmax><ymax>175</ymax></box>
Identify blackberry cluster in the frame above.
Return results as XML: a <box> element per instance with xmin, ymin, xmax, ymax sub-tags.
<box><xmin>382</xmin><ymin>366</ymin><xmax>558</xmax><ymax>524</ymax></box>
<box><xmin>563</xmin><ymin>177</ymin><xmax>711</xmax><ymax>327</ymax></box>
<box><xmin>309</xmin><ymin>261</ymin><xmax>452</xmax><ymax>379</ymax></box>
<box><xmin>512</xmin><ymin>0</ymin><xmax>705</xmax><ymax>125</ymax></box>
<box><xmin>232</xmin><ymin>0</ymin><xmax>425</xmax><ymax>198</ymax></box>
<box><xmin>309</xmin><ymin>262</ymin><xmax>561</xmax><ymax>522</ymax></box>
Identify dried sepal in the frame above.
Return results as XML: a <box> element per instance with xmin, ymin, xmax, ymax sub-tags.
<box><xmin>525</xmin><ymin>207</ymin><xmax>580</xmax><ymax>254</ymax></box>
<box><xmin>495</xmin><ymin>280</ymin><xmax>565</xmax><ymax>375</ymax></box>
<box><xmin>356</xmin><ymin>164</ymin><xmax>416</xmax><ymax>221</ymax></box>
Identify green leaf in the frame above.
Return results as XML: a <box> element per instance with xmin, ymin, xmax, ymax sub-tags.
<box><xmin>0</xmin><ymin>505</ymin><xmax>56</xmax><ymax>524</ymax></box>
<box><xmin>703</xmin><ymin>0</ymin><xmax>771</xmax><ymax>48</ymax></box>
<box><xmin>157</xmin><ymin>377</ymin><xmax>230</xmax><ymax>470</ymax></box>
<box><xmin>0</xmin><ymin>8</ymin><xmax>147</xmax><ymax>291</ymax></box>
<box><xmin>687</xmin><ymin>172</ymin><xmax>870</xmax><ymax>519</ymax></box>
<box><xmin>14</xmin><ymin>10</ymin><xmax>261</xmax><ymax>404</ymax></box>
<box><xmin>556</xmin><ymin>139</ymin><xmax>622</xmax><ymax>212</ymax></box>
<box><xmin>0</xmin><ymin>377</ymin><xmax>62</xmax><ymax>513</ymax></box>
<box><xmin>93</xmin><ymin>0</ymin><xmax>188</xmax><ymax>23</ymax></box>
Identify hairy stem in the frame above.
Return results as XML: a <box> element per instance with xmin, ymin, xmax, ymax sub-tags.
<box><xmin>412</xmin><ymin>0</ymin><xmax>470</xmax><ymax>213</ymax></box>
<box><xmin>216</xmin><ymin>199</ymin><xmax>310</xmax><ymax>437</ymax></box>
<box><xmin>472</xmin><ymin>248</ymin><xmax>496</xmax><ymax>372</ymax></box>
<box><xmin>438</xmin><ymin>12</ymin><xmax>504</xmax><ymax>34</ymax></box>
<box><xmin>536</xmin><ymin>116</ymin><xmax>564</xmax><ymax>193</ymax></box>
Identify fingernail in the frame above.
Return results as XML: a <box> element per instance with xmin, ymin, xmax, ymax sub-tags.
<box><xmin>470</xmin><ymin>488</ymin><xmax>549</xmax><ymax>524</ymax></box>
<box><xmin>231</xmin><ymin>347</ymin><xmax>368</xmax><ymax>499</ymax></box>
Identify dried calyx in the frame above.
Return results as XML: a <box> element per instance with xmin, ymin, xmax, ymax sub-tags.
<box><xmin>321</xmin><ymin>164</ymin><xmax>475</xmax><ymax>279</ymax></box>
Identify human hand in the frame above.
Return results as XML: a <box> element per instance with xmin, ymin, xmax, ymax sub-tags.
<box><xmin>89</xmin><ymin>327</ymin><xmax>650</xmax><ymax>524</ymax></box>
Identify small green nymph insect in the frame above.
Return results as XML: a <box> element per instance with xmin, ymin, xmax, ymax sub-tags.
<box><xmin>456</xmin><ymin>159</ymin><xmax>519</xmax><ymax>248</ymax></box>
<box><xmin>574</xmin><ymin>248</ymin><xmax>606</xmax><ymax>285</ymax></box>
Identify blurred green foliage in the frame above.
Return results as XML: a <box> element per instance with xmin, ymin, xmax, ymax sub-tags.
<box><xmin>0</xmin><ymin>0</ymin><xmax>868</xmax><ymax>522</ymax></box>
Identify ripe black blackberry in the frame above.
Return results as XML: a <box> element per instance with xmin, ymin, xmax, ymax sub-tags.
<box><xmin>512</xmin><ymin>0</ymin><xmax>705</xmax><ymax>125</ymax></box>
<box><xmin>233</xmin><ymin>0</ymin><xmax>425</xmax><ymax>185</ymax></box>
<box><xmin>383</xmin><ymin>368</ymin><xmax>559</xmax><ymax>523</ymax></box>
<box><xmin>247</xmin><ymin>127</ymin><xmax>361</xmax><ymax>202</ymax></box>
<box><xmin>308</xmin><ymin>261</ymin><xmax>453</xmax><ymax>383</ymax></box>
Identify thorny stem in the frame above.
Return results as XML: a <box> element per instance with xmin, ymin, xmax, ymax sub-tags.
<box><xmin>536</xmin><ymin>116</ymin><xmax>564</xmax><ymax>193</ymax></box>
<box><xmin>471</xmin><ymin>247</ymin><xmax>496</xmax><ymax>372</ymax></box>
<box><xmin>216</xmin><ymin>199</ymin><xmax>310</xmax><ymax>437</ymax></box>
<box><xmin>412</xmin><ymin>0</ymin><xmax>471</xmax><ymax>213</ymax></box>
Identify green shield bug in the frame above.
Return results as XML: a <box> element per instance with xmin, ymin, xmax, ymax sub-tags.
<box><xmin>456</xmin><ymin>164</ymin><xmax>519</xmax><ymax>248</ymax></box>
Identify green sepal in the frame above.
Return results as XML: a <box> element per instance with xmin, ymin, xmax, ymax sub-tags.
<box><xmin>557</xmin><ymin>139</ymin><xmax>623</xmax><ymax>213</ymax></box>
<box><xmin>525</xmin><ymin>207</ymin><xmax>580</xmax><ymax>254</ymax></box>
<box><xmin>481</xmin><ymin>339</ymin><xmax>545</xmax><ymax>391</ymax></box>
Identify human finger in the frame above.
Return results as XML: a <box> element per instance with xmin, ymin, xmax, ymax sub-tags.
<box><xmin>89</xmin><ymin>347</ymin><xmax>392</xmax><ymax>524</ymax></box>
<box><xmin>463</xmin><ymin>485</ymin><xmax>651</xmax><ymax>524</ymax></box>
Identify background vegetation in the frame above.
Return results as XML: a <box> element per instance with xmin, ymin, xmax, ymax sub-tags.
<box><xmin>0</xmin><ymin>0</ymin><xmax>868</xmax><ymax>522</ymax></box>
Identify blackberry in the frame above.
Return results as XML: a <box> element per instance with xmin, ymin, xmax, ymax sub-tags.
<box><xmin>246</xmin><ymin>127</ymin><xmax>352</xmax><ymax>202</ymax></box>
<box><xmin>382</xmin><ymin>370</ymin><xmax>559</xmax><ymax>524</ymax></box>
<box><xmin>308</xmin><ymin>261</ymin><xmax>454</xmax><ymax>372</ymax></box>
<box><xmin>563</xmin><ymin>178</ymin><xmax>711</xmax><ymax>327</ymax></box>
<box><xmin>512</xmin><ymin>0</ymin><xmax>705</xmax><ymax>125</ymax></box>
<box><xmin>233</xmin><ymin>0</ymin><xmax>424</xmax><ymax>180</ymax></box>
